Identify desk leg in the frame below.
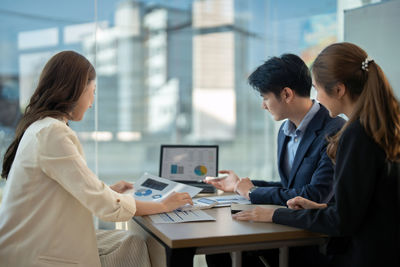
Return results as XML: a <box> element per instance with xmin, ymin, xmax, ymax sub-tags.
<box><xmin>230</xmin><ymin>251</ymin><xmax>242</xmax><ymax>267</ymax></box>
<box><xmin>166</xmin><ymin>247</ymin><xmax>196</xmax><ymax>267</ymax></box>
<box><xmin>279</xmin><ymin>247</ymin><xmax>288</xmax><ymax>267</ymax></box>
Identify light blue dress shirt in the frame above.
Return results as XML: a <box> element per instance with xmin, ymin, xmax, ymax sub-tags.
<box><xmin>282</xmin><ymin>100</ymin><xmax>320</xmax><ymax>178</ymax></box>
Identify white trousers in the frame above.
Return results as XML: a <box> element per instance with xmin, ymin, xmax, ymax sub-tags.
<box><xmin>96</xmin><ymin>229</ymin><xmax>151</xmax><ymax>267</ymax></box>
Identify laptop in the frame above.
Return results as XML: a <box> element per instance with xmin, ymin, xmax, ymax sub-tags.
<box><xmin>159</xmin><ymin>145</ymin><xmax>218</xmax><ymax>193</ymax></box>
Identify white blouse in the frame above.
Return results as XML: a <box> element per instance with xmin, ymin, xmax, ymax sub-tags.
<box><xmin>0</xmin><ymin>117</ymin><xmax>136</xmax><ymax>267</ymax></box>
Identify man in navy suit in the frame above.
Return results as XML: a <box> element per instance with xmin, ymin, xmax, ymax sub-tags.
<box><xmin>205</xmin><ymin>54</ymin><xmax>345</xmax><ymax>267</ymax></box>
<box><xmin>206</xmin><ymin>54</ymin><xmax>345</xmax><ymax>206</ymax></box>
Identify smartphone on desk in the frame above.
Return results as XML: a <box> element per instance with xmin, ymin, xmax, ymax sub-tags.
<box><xmin>177</xmin><ymin>197</ymin><xmax>218</xmax><ymax>211</ymax></box>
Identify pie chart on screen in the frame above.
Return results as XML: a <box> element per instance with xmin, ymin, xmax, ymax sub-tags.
<box><xmin>194</xmin><ymin>165</ymin><xmax>207</xmax><ymax>176</ymax></box>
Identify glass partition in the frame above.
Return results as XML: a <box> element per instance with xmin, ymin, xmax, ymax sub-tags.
<box><xmin>1</xmin><ymin>0</ymin><xmax>382</xmax><ymax>202</ymax></box>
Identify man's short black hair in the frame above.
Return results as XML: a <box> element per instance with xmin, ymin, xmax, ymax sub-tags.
<box><xmin>248</xmin><ymin>53</ymin><xmax>311</xmax><ymax>98</ymax></box>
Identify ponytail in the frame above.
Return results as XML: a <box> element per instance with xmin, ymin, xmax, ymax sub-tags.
<box><xmin>357</xmin><ymin>62</ymin><xmax>400</xmax><ymax>161</ymax></box>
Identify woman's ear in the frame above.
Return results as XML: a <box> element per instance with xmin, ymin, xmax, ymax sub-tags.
<box><xmin>281</xmin><ymin>87</ymin><xmax>294</xmax><ymax>103</ymax></box>
<box><xmin>335</xmin><ymin>83</ymin><xmax>346</xmax><ymax>99</ymax></box>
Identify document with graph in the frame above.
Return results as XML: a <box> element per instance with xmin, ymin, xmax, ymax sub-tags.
<box><xmin>133</xmin><ymin>173</ymin><xmax>201</xmax><ymax>202</ymax></box>
<box><xmin>149</xmin><ymin>209</ymin><xmax>216</xmax><ymax>224</ymax></box>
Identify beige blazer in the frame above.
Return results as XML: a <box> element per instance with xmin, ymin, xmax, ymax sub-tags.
<box><xmin>0</xmin><ymin>117</ymin><xmax>137</xmax><ymax>267</ymax></box>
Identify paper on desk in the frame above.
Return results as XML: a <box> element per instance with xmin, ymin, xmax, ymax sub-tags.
<box><xmin>133</xmin><ymin>173</ymin><xmax>202</xmax><ymax>202</ymax></box>
<box><xmin>204</xmin><ymin>194</ymin><xmax>251</xmax><ymax>207</ymax></box>
<box><xmin>149</xmin><ymin>209</ymin><xmax>216</xmax><ymax>223</ymax></box>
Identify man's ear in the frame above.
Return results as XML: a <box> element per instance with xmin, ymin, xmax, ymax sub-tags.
<box><xmin>281</xmin><ymin>87</ymin><xmax>294</xmax><ymax>103</ymax></box>
<box><xmin>335</xmin><ymin>83</ymin><xmax>346</xmax><ymax>99</ymax></box>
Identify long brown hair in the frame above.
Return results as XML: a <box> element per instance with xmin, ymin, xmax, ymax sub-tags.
<box><xmin>1</xmin><ymin>51</ymin><xmax>96</xmax><ymax>179</ymax></box>
<box><xmin>312</xmin><ymin>42</ymin><xmax>400</xmax><ymax>162</ymax></box>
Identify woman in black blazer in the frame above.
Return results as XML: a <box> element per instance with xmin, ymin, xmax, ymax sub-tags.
<box><xmin>232</xmin><ymin>42</ymin><xmax>400</xmax><ymax>267</ymax></box>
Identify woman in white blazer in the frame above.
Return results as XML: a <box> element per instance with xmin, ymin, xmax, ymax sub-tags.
<box><xmin>0</xmin><ymin>51</ymin><xmax>193</xmax><ymax>267</ymax></box>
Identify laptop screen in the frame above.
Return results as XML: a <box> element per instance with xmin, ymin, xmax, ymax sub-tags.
<box><xmin>159</xmin><ymin>145</ymin><xmax>218</xmax><ymax>181</ymax></box>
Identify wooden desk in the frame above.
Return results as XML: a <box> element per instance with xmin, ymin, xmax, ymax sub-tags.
<box><xmin>133</xmin><ymin>207</ymin><xmax>326</xmax><ymax>267</ymax></box>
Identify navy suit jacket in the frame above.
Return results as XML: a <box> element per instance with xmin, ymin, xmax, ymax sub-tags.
<box><xmin>250</xmin><ymin>104</ymin><xmax>345</xmax><ymax>205</ymax></box>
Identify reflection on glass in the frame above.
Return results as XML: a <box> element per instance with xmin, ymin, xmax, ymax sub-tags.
<box><xmin>1</xmin><ymin>0</ymin><xmax>361</xmax><ymax>192</ymax></box>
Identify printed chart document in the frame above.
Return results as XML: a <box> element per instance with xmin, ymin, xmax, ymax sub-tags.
<box><xmin>149</xmin><ymin>209</ymin><xmax>216</xmax><ymax>224</ymax></box>
<box><xmin>204</xmin><ymin>194</ymin><xmax>251</xmax><ymax>207</ymax></box>
<box><xmin>133</xmin><ymin>173</ymin><xmax>202</xmax><ymax>201</ymax></box>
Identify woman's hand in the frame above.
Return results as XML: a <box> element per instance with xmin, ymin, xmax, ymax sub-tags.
<box><xmin>161</xmin><ymin>192</ymin><xmax>193</xmax><ymax>212</ymax></box>
<box><xmin>232</xmin><ymin>207</ymin><xmax>276</xmax><ymax>222</ymax></box>
<box><xmin>110</xmin><ymin>180</ymin><xmax>133</xmax><ymax>193</ymax></box>
<box><xmin>204</xmin><ymin>170</ymin><xmax>240</xmax><ymax>192</ymax></box>
<box><xmin>286</xmin><ymin>196</ymin><xmax>327</xmax><ymax>210</ymax></box>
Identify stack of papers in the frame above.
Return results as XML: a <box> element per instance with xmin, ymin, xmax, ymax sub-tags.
<box><xmin>132</xmin><ymin>173</ymin><xmax>217</xmax><ymax>223</ymax></box>
<box><xmin>204</xmin><ymin>195</ymin><xmax>251</xmax><ymax>207</ymax></box>
<box><xmin>150</xmin><ymin>209</ymin><xmax>216</xmax><ymax>224</ymax></box>
<box><xmin>132</xmin><ymin>174</ymin><xmax>253</xmax><ymax>223</ymax></box>
<box><xmin>132</xmin><ymin>173</ymin><xmax>202</xmax><ymax>201</ymax></box>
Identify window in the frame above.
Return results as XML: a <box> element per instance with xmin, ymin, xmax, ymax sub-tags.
<box><xmin>1</xmin><ymin>0</ymin><xmax>388</xmax><ymax>202</ymax></box>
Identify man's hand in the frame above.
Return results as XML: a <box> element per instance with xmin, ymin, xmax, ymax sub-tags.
<box><xmin>204</xmin><ymin>170</ymin><xmax>240</xmax><ymax>192</ymax></box>
<box><xmin>110</xmin><ymin>180</ymin><xmax>134</xmax><ymax>194</ymax></box>
<box><xmin>286</xmin><ymin>196</ymin><xmax>327</xmax><ymax>210</ymax></box>
<box><xmin>234</xmin><ymin>178</ymin><xmax>254</xmax><ymax>199</ymax></box>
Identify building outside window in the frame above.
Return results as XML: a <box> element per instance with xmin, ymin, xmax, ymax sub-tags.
<box><xmin>0</xmin><ymin>0</ymin><xmax>389</xmax><ymax>204</ymax></box>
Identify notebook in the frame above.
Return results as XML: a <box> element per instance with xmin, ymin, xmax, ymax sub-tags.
<box><xmin>159</xmin><ymin>145</ymin><xmax>218</xmax><ymax>193</ymax></box>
